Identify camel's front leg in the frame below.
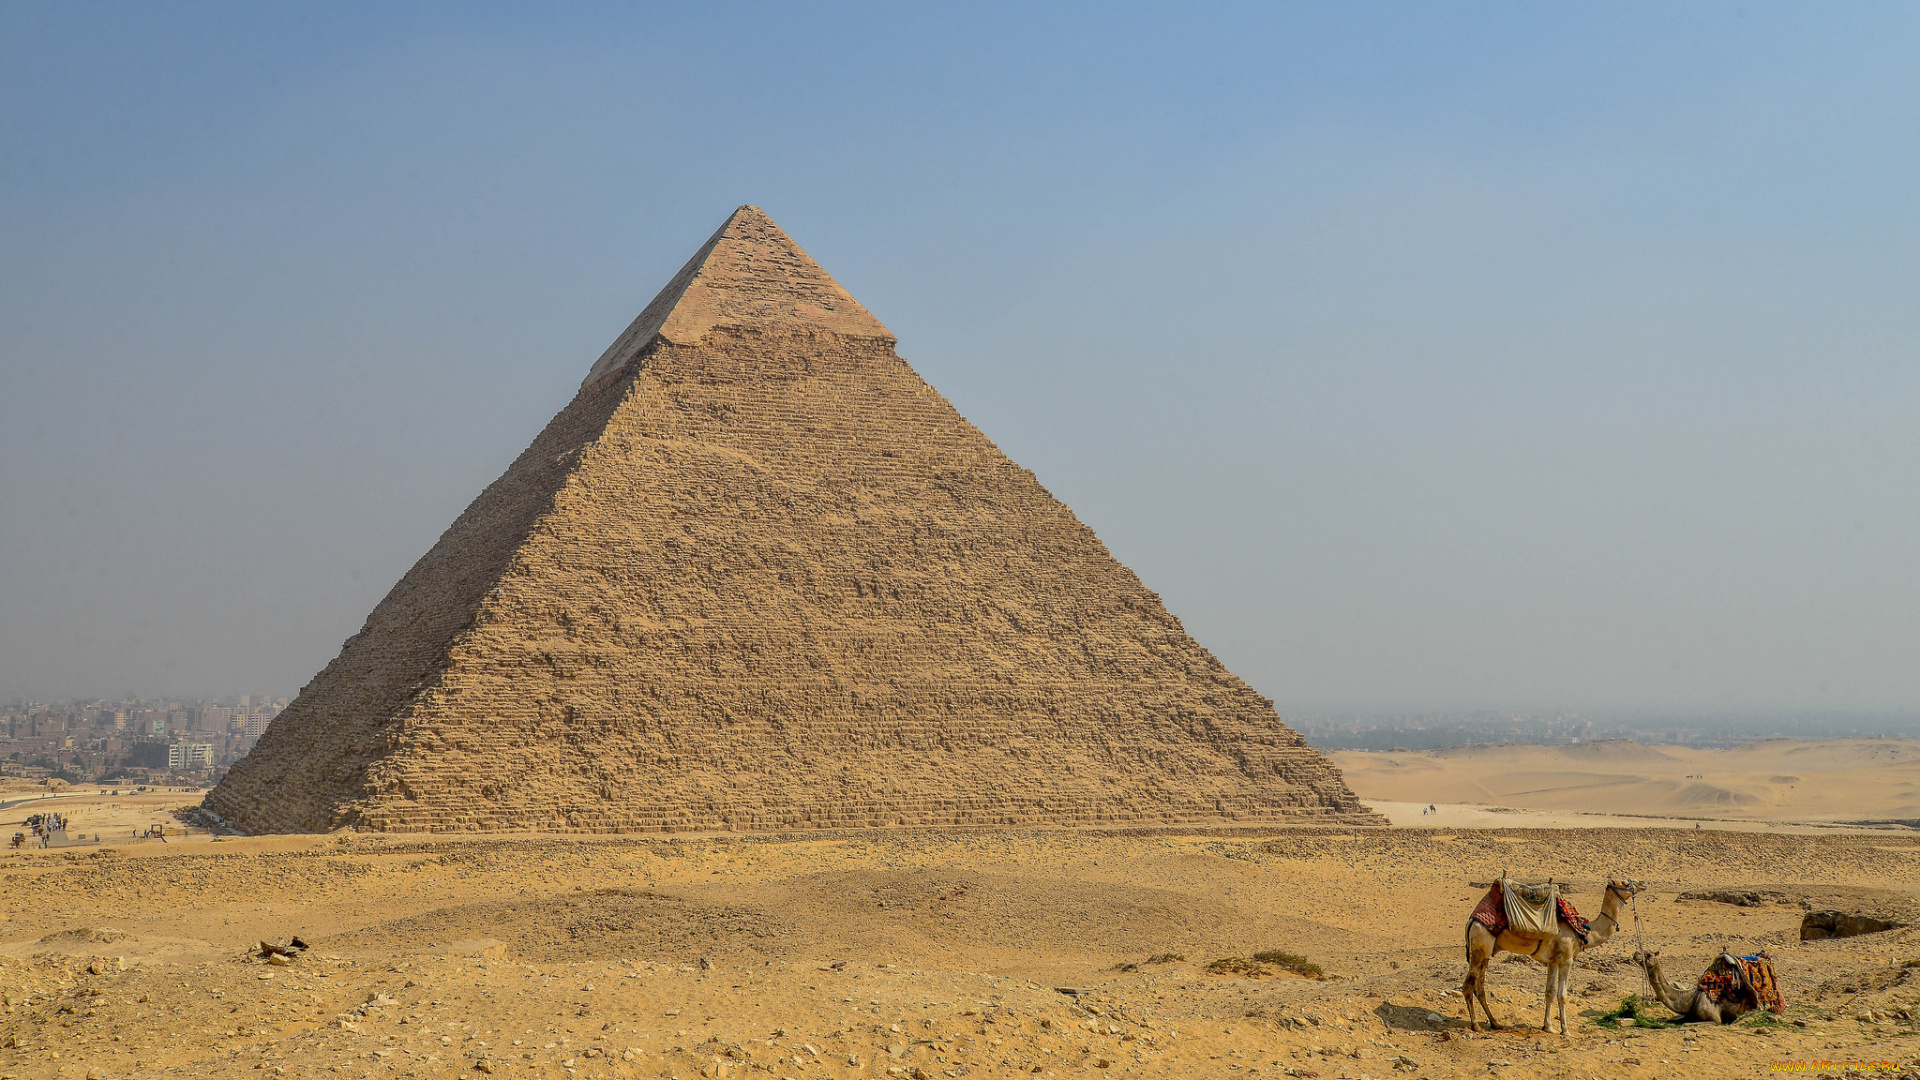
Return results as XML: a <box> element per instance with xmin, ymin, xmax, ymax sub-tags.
<box><xmin>1553</xmin><ymin>962</ymin><xmax>1570</xmax><ymax>1035</ymax></box>
<box><xmin>1541</xmin><ymin>966</ymin><xmax>1555</xmax><ymax>1033</ymax></box>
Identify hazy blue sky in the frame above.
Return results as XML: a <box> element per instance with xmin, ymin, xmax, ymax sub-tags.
<box><xmin>3</xmin><ymin>3</ymin><xmax>1916</xmax><ymax>714</ymax></box>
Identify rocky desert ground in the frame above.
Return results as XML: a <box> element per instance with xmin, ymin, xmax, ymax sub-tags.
<box><xmin>6</xmin><ymin>744</ymin><xmax>1920</xmax><ymax>1080</ymax></box>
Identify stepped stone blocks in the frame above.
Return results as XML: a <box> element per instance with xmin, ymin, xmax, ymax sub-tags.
<box><xmin>204</xmin><ymin>206</ymin><xmax>1380</xmax><ymax>834</ymax></box>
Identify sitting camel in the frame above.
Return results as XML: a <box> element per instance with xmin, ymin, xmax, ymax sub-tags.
<box><xmin>1463</xmin><ymin>878</ymin><xmax>1638</xmax><ymax>1034</ymax></box>
<box><xmin>1630</xmin><ymin>950</ymin><xmax>1756</xmax><ymax>1024</ymax></box>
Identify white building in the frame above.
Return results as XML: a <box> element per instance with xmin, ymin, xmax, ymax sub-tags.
<box><xmin>169</xmin><ymin>743</ymin><xmax>215</xmax><ymax>770</ymax></box>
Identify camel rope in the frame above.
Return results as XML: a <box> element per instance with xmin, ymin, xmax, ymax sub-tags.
<box><xmin>1627</xmin><ymin>882</ymin><xmax>1655</xmax><ymax>999</ymax></box>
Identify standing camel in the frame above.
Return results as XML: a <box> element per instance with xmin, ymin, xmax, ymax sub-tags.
<box><xmin>1630</xmin><ymin>950</ymin><xmax>1756</xmax><ymax>1024</ymax></box>
<box><xmin>1462</xmin><ymin>879</ymin><xmax>1638</xmax><ymax>1034</ymax></box>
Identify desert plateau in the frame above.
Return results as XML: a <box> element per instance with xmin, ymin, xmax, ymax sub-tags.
<box><xmin>1334</xmin><ymin>738</ymin><xmax>1920</xmax><ymax>828</ymax></box>
<box><xmin>7</xmin><ymin>761</ymin><xmax>1920</xmax><ymax>1080</ymax></box>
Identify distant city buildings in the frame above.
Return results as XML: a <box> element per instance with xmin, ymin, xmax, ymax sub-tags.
<box><xmin>0</xmin><ymin>695</ymin><xmax>286</xmax><ymax>784</ymax></box>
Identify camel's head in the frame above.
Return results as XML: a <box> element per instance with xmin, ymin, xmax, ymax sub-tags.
<box><xmin>1606</xmin><ymin>878</ymin><xmax>1641</xmax><ymax>899</ymax></box>
<box><xmin>1632</xmin><ymin>948</ymin><xmax>1659</xmax><ymax>968</ymax></box>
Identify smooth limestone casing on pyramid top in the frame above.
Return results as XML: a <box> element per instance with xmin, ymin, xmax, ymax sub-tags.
<box><xmin>204</xmin><ymin>206</ymin><xmax>1381</xmax><ymax>834</ymax></box>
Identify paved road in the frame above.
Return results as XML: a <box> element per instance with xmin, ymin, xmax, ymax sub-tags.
<box><xmin>0</xmin><ymin>789</ymin><xmax>203</xmax><ymax>819</ymax></box>
<box><xmin>0</xmin><ymin>791</ymin><xmax>111</xmax><ymax>816</ymax></box>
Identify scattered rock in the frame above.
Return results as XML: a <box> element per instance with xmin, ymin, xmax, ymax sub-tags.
<box><xmin>1802</xmin><ymin>911</ymin><xmax>1906</xmax><ymax>940</ymax></box>
<box><xmin>1678</xmin><ymin>889</ymin><xmax>1790</xmax><ymax>907</ymax></box>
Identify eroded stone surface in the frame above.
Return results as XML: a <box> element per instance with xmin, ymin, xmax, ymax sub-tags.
<box><xmin>204</xmin><ymin>206</ymin><xmax>1375</xmax><ymax>834</ymax></box>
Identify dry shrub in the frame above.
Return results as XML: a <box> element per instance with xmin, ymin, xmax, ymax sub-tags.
<box><xmin>1206</xmin><ymin>957</ymin><xmax>1266</xmax><ymax>977</ymax></box>
<box><xmin>1251</xmin><ymin>949</ymin><xmax>1324</xmax><ymax>979</ymax></box>
<box><xmin>1207</xmin><ymin>951</ymin><xmax>1326</xmax><ymax>980</ymax></box>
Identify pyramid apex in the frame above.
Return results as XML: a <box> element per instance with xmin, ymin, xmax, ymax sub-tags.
<box><xmin>584</xmin><ymin>207</ymin><xmax>892</xmax><ymax>389</ymax></box>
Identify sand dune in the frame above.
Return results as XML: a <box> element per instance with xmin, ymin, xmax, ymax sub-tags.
<box><xmin>1332</xmin><ymin>737</ymin><xmax>1920</xmax><ymax>822</ymax></box>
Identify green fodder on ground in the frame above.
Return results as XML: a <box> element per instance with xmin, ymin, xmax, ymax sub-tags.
<box><xmin>1591</xmin><ymin>995</ymin><xmax>1682</xmax><ymax>1029</ymax></box>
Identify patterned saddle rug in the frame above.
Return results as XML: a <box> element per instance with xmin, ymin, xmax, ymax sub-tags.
<box><xmin>1469</xmin><ymin>880</ymin><xmax>1592</xmax><ymax>944</ymax></box>
<box><xmin>1697</xmin><ymin>952</ymin><xmax>1786</xmax><ymax>1013</ymax></box>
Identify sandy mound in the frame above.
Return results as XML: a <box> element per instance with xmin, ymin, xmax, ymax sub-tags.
<box><xmin>323</xmin><ymin>868</ymin><xmax>1311</xmax><ymax>973</ymax></box>
<box><xmin>327</xmin><ymin>889</ymin><xmax>800</xmax><ymax>964</ymax></box>
<box><xmin>36</xmin><ymin>926</ymin><xmax>131</xmax><ymax>945</ymax></box>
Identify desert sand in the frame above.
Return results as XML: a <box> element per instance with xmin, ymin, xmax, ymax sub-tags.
<box><xmin>7</xmin><ymin>773</ymin><xmax>1920</xmax><ymax>1080</ymax></box>
<box><xmin>1333</xmin><ymin>738</ymin><xmax>1920</xmax><ymax>825</ymax></box>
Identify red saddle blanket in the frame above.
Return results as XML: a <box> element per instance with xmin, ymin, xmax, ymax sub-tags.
<box><xmin>1469</xmin><ymin>881</ymin><xmax>1592</xmax><ymax>943</ymax></box>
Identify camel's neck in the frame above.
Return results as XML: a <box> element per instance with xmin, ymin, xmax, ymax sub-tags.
<box><xmin>1637</xmin><ymin>957</ymin><xmax>1694</xmax><ymax>1014</ymax></box>
<box><xmin>1584</xmin><ymin>890</ymin><xmax>1626</xmax><ymax>946</ymax></box>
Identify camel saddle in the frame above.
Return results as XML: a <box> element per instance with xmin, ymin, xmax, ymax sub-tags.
<box><xmin>1697</xmin><ymin>951</ymin><xmax>1786</xmax><ymax>1013</ymax></box>
<box><xmin>1470</xmin><ymin>879</ymin><xmax>1592</xmax><ymax>943</ymax></box>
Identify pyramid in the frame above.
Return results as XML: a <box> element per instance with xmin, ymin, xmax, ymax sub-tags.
<box><xmin>204</xmin><ymin>206</ymin><xmax>1379</xmax><ymax>834</ymax></box>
